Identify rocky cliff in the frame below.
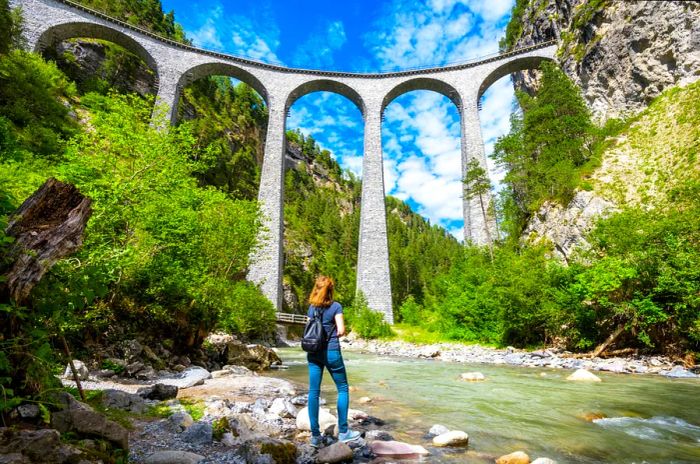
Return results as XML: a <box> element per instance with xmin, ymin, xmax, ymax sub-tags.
<box><xmin>47</xmin><ymin>39</ymin><xmax>156</xmax><ymax>97</ymax></box>
<box><xmin>512</xmin><ymin>0</ymin><xmax>700</xmax><ymax>122</ymax></box>
<box><xmin>511</xmin><ymin>0</ymin><xmax>700</xmax><ymax>261</ymax></box>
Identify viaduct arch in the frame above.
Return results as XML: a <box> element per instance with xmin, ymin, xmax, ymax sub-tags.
<box><xmin>13</xmin><ymin>0</ymin><xmax>558</xmax><ymax>323</ymax></box>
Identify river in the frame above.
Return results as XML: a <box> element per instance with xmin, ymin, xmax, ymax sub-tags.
<box><xmin>267</xmin><ymin>348</ymin><xmax>700</xmax><ymax>463</ymax></box>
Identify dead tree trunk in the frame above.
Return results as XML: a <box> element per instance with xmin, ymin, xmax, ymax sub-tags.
<box><xmin>2</xmin><ymin>177</ymin><xmax>92</xmax><ymax>304</ymax></box>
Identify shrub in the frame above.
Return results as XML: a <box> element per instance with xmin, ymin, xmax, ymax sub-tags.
<box><xmin>398</xmin><ymin>295</ymin><xmax>422</xmax><ymax>325</ymax></box>
<box><xmin>345</xmin><ymin>293</ymin><xmax>393</xmax><ymax>339</ymax></box>
<box><xmin>217</xmin><ymin>281</ymin><xmax>277</xmax><ymax>340</ymax></box>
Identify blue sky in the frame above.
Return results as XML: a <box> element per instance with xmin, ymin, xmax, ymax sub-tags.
<box><xmin>162</xmin><ymin>0</ymin><xmax>518</xmax><ymax>240</ymax></box>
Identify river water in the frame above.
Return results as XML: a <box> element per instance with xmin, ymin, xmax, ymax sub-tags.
<box><xmin>267</xmin><ymin>348</ymin><xmax>700</xmax><ymax>463</ymax></box>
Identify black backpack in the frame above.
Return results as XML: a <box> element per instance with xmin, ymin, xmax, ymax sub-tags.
<box><xmin>301</xmin><ymin>306</ymin><xmax>327</xmax><ymax>353</ymax></box>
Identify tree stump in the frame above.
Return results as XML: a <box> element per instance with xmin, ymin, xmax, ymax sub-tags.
<box><xmin>2</xmin><ymin>177</ymin><xmax>92</xmax><ymax>304</ymax></box>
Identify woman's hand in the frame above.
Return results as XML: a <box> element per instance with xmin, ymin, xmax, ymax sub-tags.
<box><xmin>335</xmin><ymin>313</ymin><xmax>346</xmax><ymax>337</ymax></box>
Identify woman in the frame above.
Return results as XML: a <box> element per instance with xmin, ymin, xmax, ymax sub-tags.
<box><xmin>306</xmin><ymin>275</ymin><xmax>361</xmax><ymax>448</ymax></box>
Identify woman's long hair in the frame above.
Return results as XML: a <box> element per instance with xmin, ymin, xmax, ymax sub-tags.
<box><xmin>308</xmin><ymin>275</ymin><xmax>334</xmax><ymax>308</ymax></box>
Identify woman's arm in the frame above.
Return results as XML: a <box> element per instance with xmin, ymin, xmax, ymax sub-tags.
<box><xmin>335</xmin><ymin>313</ymin><xmax>346</xmax><ymax>337</ymax></box>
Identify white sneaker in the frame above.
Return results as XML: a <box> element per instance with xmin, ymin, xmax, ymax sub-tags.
<box><xmin>338</xmin><ymin>429</ymin><xmax>361</xmax><ymax>443</ymax></box>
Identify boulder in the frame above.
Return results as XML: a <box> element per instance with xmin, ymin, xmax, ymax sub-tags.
<box><xmin>0</xmin><ymin>428</ymin><xmax>82</xmax><ymax>463</ymax></box>
<box><xmin>347</xmin><ymin>408</ymin><xmax>368</xmax><ymax>420</ymax></box>
<box><xmin>461</xmin><ymin>372</ymin><xmax>486</xmax><ymax>381</ymax></box>
<box><xmin>432</xmin><ymin>430</ymin><xmax>469</xmax><ymax>447</ymax></box>
<box><xmin>121</xmin><ymin>339</ymin><xmax>143</xmax><ymax>360</ymax></box>
<box><xmin>225</xmin><ymin>341</ymin><xmax>282</xmax><ymax>371</ymax></box>
<box><xmin>51</xmin><ymin>408</ymin><xmax>129</xmax><ymax>450</ymax></box>
<box><xmin>370</xmin><ymin>440</ymin><xmax>430</xmax><ymax>459</ymax></box>
<box><xmin>62</xmin><ymin>360</ymin><xmax>89</xmax><ymax>381</ymax></box>
<box><xmin>16</xmin><ymin>404</ymin><xmax>40</xmax><ymax>420</ymax></box>
<box><xmin>358</xmin><ymin>396</ymin><xmax>372</xmax><ymax>403</ymax></box>
<box><xmin>296</xmin><ymin>407</ymin><xmax>337</xmax><ymax>433</ymax></box>
<box><xmin>169</xmin><ymin>411</ymin><xmax>194</xmax><ymax>432</ymax></box>
<box><xmin>221</xmin><ymin>432</ymin><xmax>237</xmax><ymax>447</ymax></box>
<box><xmin>496</xmin><ymin>451</ymin><xmax>530</xmax><ymax>464</ymax></box>
<box><xmin>181</xmin><ymin>422</ymin><xmax>213</xmax><ymax>445</ymax></box>
<box><xmin>566</xmin><ymin>369</ymin><xmax>602</xmax><ymax>382</ymax></box>
<box><xmin>316</xmin><ymin>441</ymin><xmax>353</xmax><ymax>463</ymax></box>
<box><xmin>136</xmin><ymin>365</ymin><xmax>158</xmax><ymax>380</ymax></box>
<box><xmin>428</xmin><ymin>424</ymin><xmax>449</xmax><ymax>437</ymax></box>
<box><xmin>531</xmin><ymin>459</ymin><xmax>557</xmax><ymax>464</ymax></box>
<box><xmin>252</xmin><ymin>398</ymin><xmax>270</xmax><ymax>416</ymax></box>
<box><xmin>160</xmin><ymin>366</ymin><xmax>212</xmax><ymax>389</ymax></box>
<box><xmin>258</xmin><ymin>438</ymin><xmax>298</xmax><ymax>464</ymax></box>
<box><xmin>144</xmin><ymin>450</ymin><xmax>205</xmax><ymax>464</ymax></box>
<box><xmin>126</xmin><ymin>361</ymin><xmax>146</xmax><ymax>377</ymax></box>
<box><xmin>102</xmin><ymin>389</ymin><xmax>147</xmax><ymax>414</ymax></box>
<box><xmin>137</xmin><ymin>383</ymin><xmax>179</xmax><ymax>400</ymax></box>
<box><xmin>269</xmin><ymin>398</ymin><xmax>297</xmax><ymax>418</ymax></box>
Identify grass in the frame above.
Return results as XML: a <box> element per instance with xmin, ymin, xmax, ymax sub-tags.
<box><xmin>179</xmin><ymin>398</ymin><xmax>205</xmax><ymax>421</ymax></box>
<box><xmin>391</xmin><ymin>323</ymin><xmax>500</xmax><ymax>348</ymax></box>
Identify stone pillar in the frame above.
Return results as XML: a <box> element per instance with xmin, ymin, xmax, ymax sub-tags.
<box><xmin>152</xmin><ymin>73</ymin><xmax>180</xmax><ymax>127</ymax></box>
<box><xmin>460</xmin><ymin>92</ymin><xmax>497</xmax><ymax>245</ymax></box>
<box><xmin>356</xmin><ymin>102</ymin><xmax>393</xmax><ymax>324</ymax></box>
<box><xmin>247</xmin><ymin>94</ymin><xmax>286</xmax><ymax>310</ymax></box>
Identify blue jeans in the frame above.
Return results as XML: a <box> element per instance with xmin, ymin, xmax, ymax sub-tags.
<box><xmin>307</xmin><ymin>349</ymin><xmax>349</xmax><ymax>436</ymax></box>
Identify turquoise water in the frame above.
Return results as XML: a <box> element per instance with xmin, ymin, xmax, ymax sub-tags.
<box><xmin>267</xmin><ymin>348</ymin><xmax>700</xmax><ymax>463</ymax></box>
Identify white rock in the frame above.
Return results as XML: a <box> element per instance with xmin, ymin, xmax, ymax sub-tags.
<box><xmin>566</xmin><ymin>369</ymin><xmax>602</xmax><ymax>382</ymax></box>
<box><xmin>358</xmin><ymin>396</ymin><xmax>372</xmax><ymax>403</ymax></box>
<box><xmin>295</xmin><ymin>406</ymin><xmax>337</xmax><ymax>432</ymax></box>
<box><xmin>432</xmin><ymin>430</ymin><xmax>469</xmax><ymax>447</ymax></box>
<box><xmin>460</xmin><ymin>372</ymin><xmax>485</xmax><ymax>381</ymax></box>
<box><xmin>269</xmin><ymin>397</ymin><xmax>297</xmax><ymax>418</ymax></box>
<box><xmin>220</xmin><ymin>432</ymin><xmax>237</xmax><ymax>447</ymax></box>
<box><xmin>62</xmin><ymin>360</ymin><xmax>89</xmax><ymax>381</ymax></box>
<box><xmin>348</xmin><ymin>408</ymin><xmax>368</xmax><ymax>420</ymax></box>
<box><xmin>428</xmin><ymin>424</ymin><xmax>449</xmax><ymax>436</ymax></box>
<box><xmin>532</xmin><ymin>458</ymin><xmax>558</xmax><ymax>464</ymax></box>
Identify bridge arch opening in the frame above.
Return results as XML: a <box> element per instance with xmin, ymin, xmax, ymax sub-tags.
<box><xmin>174</xmin><ymin>71</ymin><xmax>268</xmax><ymax>201</ymax></box>
<box><xmin>282</xmin><ymin>87</ymin><xmax>365</xmax><ymax>314</ymax></box>
<box><xmin>477</xmin><ymin>55</ymin><xmax>555</xmax><ymax>102</ymax></box>
<box><xmin>381</xmin><ymin>88</ymin><xmax>464</xmax><ymax>310</ymax></box>
<box><xmin>36</xmin><ymin>22</ymin><xmax>159</xmax><ymax>96</ymax></box>
<box><xmin>176</xmin><ymin>63</ymin><xmax>269</xmax><ymax>109</ymax></box>
<box><xmin>464</xmin><ymin>55</ymin><xmax>557</xmax><ymax>244</ymax></box>
<box><xmin>382</xmin><ymin>78</ymin><xmax>462</xmax><ymax>114</ymax></box>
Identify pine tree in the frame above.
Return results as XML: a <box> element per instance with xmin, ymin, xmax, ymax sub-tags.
<box><xmin>463</xmin><ymin>158</ymin><xmax>494</xmax><ymax>259</ymax></box>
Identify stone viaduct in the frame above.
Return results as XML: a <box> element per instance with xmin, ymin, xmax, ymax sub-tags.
<box><xmin>12</xmin><ymin>0</ymin><xmax>557</xmax><ymax>323</ymax></box>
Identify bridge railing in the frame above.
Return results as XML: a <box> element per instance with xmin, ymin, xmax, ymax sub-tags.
<box><xmin>46</xmin><ymin>0</ymin><xmax>557</xmax><ymax>78</ymax></box>
<box><xmin>275</xmin><ymin>312</ymin><xmax>308</xmax><ymax>325</ymax></box>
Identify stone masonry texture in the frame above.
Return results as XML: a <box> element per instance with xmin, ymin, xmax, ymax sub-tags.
<box><xmin>13</xmin><ymin>0</ymin><xmax>557</xmax><ymax>321</ymax></box>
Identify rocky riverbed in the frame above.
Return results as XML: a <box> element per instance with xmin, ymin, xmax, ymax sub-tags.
<box><xmin>53</xmin><ymin>361</ymin><xmax>446</xmax><ymax>464</ymax></box>
<box><xmin>340</xmin><ymin>337</ymin><xmax>700</xmax><ymax>379</ymax></box>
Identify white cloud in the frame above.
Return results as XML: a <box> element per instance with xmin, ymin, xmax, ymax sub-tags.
<box><xmin>292</xmin><ymin>20</ymin><xmax>348</xmax><ymax>69</ymax></box>
<box><xmin>189</xmin><ymin>5</ymin><xmax>224</xmax><ymax>50</ymax></box>
<box><xmin>185</xmin><ymin>1</ymin><xmax>282</xmax><ymax>64</ymax></box>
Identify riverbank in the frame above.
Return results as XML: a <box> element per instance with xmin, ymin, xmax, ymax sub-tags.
<box><xmin>55</xmin><ymin>363</ymin><xmax>425</xmax><ymax>464</ymax></box>
<box><xmin>339</xmin><ymin>336</ymin><xmax>700</xmax><ymax>378</ymax></box>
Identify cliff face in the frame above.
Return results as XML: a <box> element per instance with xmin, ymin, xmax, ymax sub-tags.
<box><xmin>48</xmin><ymin>39</ymin><xmax>156</xmax><ymax>97</ymax></box>
<box><xmin>512</xmin><ymin>0</ymin><xmax>700</xmax><ymax>261</ymax></box>
<box><xmin>513</xmin><ymin>0</ymin><xmax>700</xmax><ymax>122</ymax></box>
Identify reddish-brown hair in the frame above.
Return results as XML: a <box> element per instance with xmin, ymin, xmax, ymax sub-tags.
<box><xmin>308</xmin><ymin>275</ymin><xmax>335</xmax><ymax>308</ymax></box>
